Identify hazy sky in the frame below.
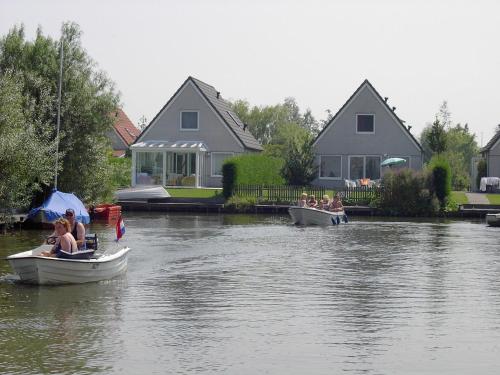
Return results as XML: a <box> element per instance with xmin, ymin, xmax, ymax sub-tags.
<box><xmin>1</xmin><ymin>0</ymin><xmax>499</xmax><ymax>144</ymax></box>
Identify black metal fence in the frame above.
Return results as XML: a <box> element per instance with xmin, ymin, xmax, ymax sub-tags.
<box><xmin>233</xmin><ymin>185</ymin><xmax>380</xmax><ymax>204</ymax></box>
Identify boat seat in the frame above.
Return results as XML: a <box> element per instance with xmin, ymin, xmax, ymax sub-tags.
<box><xmin>57</xmin><ymin>249</ymin><xmax>96</xmax><ymax>260</ymax></box>
<box><xmin>85</xmin><ymin>233</ymin><xmax>98</xmax><ymax>251</ymax></box>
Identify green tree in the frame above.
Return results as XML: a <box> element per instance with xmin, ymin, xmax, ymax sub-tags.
<box><xmin>0</xmin><ymin>23</ymin><xmax>120</xmax><ymax>204</ymax></box>
<box><xmin>281</xmin><ymin>135</ymin><xmax>318</xmax><ymax>186</ymax></box>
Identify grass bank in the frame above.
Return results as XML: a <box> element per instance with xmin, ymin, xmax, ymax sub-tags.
<box><xmin>166</xmin><ymin>188</ymin><xmax>222</xmax><ymax>198</ymax></box>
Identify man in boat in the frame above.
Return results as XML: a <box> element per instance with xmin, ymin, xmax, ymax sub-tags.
<box><xmin>41</xmin><ymin>218</ymin><xmax>78</xmax><ymax>257</ymax></box>
<box><xmin>64</xmin><ymin>208</ymin><xmax>86</xmax><ymax>249</ymax></box>
<box><xmin>297</xmin><ymin>193</ymin><xmax>308</xmax><ymax>207</ymax></box>
<box><xmin>329</xmin><ymin>193</ymin><xmax>344</xmax><ymax>212</ymax></box>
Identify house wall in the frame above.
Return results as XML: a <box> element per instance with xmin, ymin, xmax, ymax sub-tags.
<box><xmin>137</xmin><ymin>81</ymin><xmax>247</xmax><ymax>187</ymax></box>
<box><xmin>108</xmin><ymin>129</ymin><xmax>128</xmax><ymax>152</ymax></box>
<box><xmin>312</xmin><ymin>84</ymin><xmax>422</xmax><ymax>188</ymax></box>
<box><xmin>487</xmin><ymin>139</ymin><xmax>500</xmax><ymax>177</ymax></box>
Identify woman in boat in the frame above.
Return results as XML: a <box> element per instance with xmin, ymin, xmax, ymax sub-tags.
<box><xmin>319</xmin><ymin>195</ymin><xmax>330</xmax><ymax>210</ymax></box>
<box><xmin>329</xmin><ymin>193</ymin><xmax>344</xmax><ymax>212</ymax></box>
<box><xmin>41</xmin><ymin>218</ymin><xmax>78</xmax><ymax>257</ymax></box>
<box><xmin>307</xmin><ymin>194</ymin><xmax>318</xmax><ymax>208</ymax></box>
<box><xmin>297</xmin><ymin>193</ymin><xmax>308</xmax><ymax>207</ymax></box>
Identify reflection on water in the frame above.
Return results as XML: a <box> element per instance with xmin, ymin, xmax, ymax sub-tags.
<box><xmin>1</xmin><ymin>213</ymin><xmax>500</xmax><ymax>374</ymax></box>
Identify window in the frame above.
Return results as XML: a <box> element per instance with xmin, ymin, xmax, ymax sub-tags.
<box><xmin>211</xmin><ymin>152</ymin><xmax>233</xmax><ymax>177</ymax></box>
<box><xmin>181</xmin><ymin>111</ymin><xmax>199</xmax><ymax>130</ymax></box>
<box><xmin>349</xmin><ymin>156</ymin><xmax>381</xmax><ymax>180</ymax></box>
<box><xmin>135</xmin><ymin>152</ymin><xmax>164</xmax><ymax>185</ymax></box>
<box><xmin>319</xmin><ymin>156</ymin><xmax>342</xmax><ymax>179</ymax></box>
<box><xmin>357</xmin><ymin>114</ymin><xmax>374</xmax><ymax>133</ymax></box>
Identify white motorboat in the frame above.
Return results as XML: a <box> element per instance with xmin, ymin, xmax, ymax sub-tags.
<box><xmin>289</xmin><ymin>206</ymin><xmax>347</xmax><ymax>226</ymax></box>
<box><xmin>6</xmin><ymin>245</ymin><xmax>130</xmax><ymax>285</ymax></box>
<box><xmin>486</xmin><ymin>213</ymin><xmax>500</xmax><ymax>227</ymax></box>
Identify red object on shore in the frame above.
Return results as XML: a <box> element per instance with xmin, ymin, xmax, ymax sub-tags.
<box><xmin>93</xmin><ymin>204</ymin><xmax>122</xmax><ymax>221</ymax></box>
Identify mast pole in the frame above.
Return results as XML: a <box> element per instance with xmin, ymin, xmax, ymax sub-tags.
<box><xmin>54</xmin><ymin>35</ymin><xmax>64</xmax><ymax>190</ymax></box>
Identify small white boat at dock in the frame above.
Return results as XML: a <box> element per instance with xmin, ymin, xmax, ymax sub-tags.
<box><xmin>6</xmin><ymin>245</ymin><xmax>130</xmax><ymax>285</ymax></box>
<box><xmin>486</xmin><ymin>213</ymin><xmax>500</xmax><ymax>227</ymax></box>
<box><xmin>289</xmin><ymin>206</ymin><xmax>347</xmax><ymax>226</ymax></box>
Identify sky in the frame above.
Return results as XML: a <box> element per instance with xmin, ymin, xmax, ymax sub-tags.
<box><xmin>1</xmin><ymin>0</ymin><xmax>499</xmax><ymax>145</ymax></box>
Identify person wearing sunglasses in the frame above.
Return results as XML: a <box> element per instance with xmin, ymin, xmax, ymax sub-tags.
<box><xmin>63</xmin><ymin>208</ymin><xmax>86</xmax><ymax>250</ymax></box>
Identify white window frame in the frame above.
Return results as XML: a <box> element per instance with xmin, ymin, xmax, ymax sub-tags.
<box><xmin>318</xmin><ymin>155</ymin><xmax>342</xmax><ymax>180</ymax></box>
<box><xmin>356</xmin><ymin>113</ymin><xmax>375</xmax><ymax>134</ymax></box>
<box><xmin>348</xmin><ymin>155</ymin><xmax>381</xmax><ymax>180</ymax></box>
<box><xmin>180</xmin><ymin>110</ymin><xmax>199</xmax><ymax>131</ymax></box>
<box><xmin>211</xmin><ymin>152</ymin><xmax>234</xmax><ymax>177</ymax></box>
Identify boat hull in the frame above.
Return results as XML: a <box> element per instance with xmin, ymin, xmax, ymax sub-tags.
<box><xmin>289</xmin><ymin>207</ymin><xmax>346</xmax><ymax>226</ymax></box>
<box><xmin>6</xmin><ymin>245</ymin><xmax>130</xmax><ymax>285</ymax></box>
<box><xmin>486</xmin><ymin>213</ymin><xmax>500</xmax><ymax>227</ymax></box>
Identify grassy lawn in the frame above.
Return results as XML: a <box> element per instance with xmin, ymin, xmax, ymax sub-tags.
<box><xmin>450</xmin><ymin>191</ymin><xmax>469</xmax><ymax>205</ymax></box>
<box><xmin>487</xmin><ymin>194</ymin><xmax>500</xmax><ymax>204</ymax></box>
<box><xmin>166</xmin><ymin>187</ymin><xmax>222</xmax><ymax>198</ymax></box>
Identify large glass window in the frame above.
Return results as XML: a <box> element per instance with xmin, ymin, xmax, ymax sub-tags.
<box><xmin>357</xmin><ymin>114</ymin><xmax>374</xmax><ymax>133</ymax></box>
<box><xmin>319</xmin><ymin>156</ymin><xmax>342</xmax><ymax>179</ymax></box>
<box><xmin>211</xmin><ymin>153</ymin><xmax>233</xmax><ymax>177</ymax></box>
<box><xmin>166</xmin><ymin>152</ymin><xmax>197</xmax><ymax>186</ymax></box>
<box><xmin>135</xmin><ymin>152</ymin><xmax>163</xmax><ymax>185</ymax></box>
<box><xmin>349</xmin><ymin>156</ymin><xmax>381</xmax><ymax>180</ymax></box>
<box><xmin>349</xmin><ymin>156</ymin><xmax>364</xmax><ymax>180</ymax></box>
<box><xmin>181</xmin><ymin>111</ymin><xmax>198</xmax><ymax>130</ymax></box>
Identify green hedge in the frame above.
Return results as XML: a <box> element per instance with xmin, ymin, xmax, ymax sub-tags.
<box><xmin>222</xmin><ymin>154</ymin><xmax>285</xmax><ymax>198</ymax></box>
<box><xmin>429</xmin><ymin>156</ymin><xmax>452</xmax><ymax>208</ymax></box>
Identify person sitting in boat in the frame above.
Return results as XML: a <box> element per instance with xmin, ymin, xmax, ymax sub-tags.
<box><xmin>329</xmin><ymin>193</ymin><xmax>344</xmax><ymax>212</ymax></box>
<box><xmin>319</xmin><ymin>195</ymin><xmax>330</xmax><ymax>210</ymax></box>
<box><xmin>297</xmin><ymin>193</ymin><xmax>308</xmax><ymax>207</ymax></box>
<box><xmin>64</xmin><ymin>208</ymin><xmax>86</xmax><ymax>250</ymax></box>
<box><xmin>41</xmin><ymin>218</ymin><xmax>78</xmax><ymax>257</ymax></box>
<box><xmin>307</xmin><ymin>195</ymin><xmax>318</xmax><ymax>208</ymax></box>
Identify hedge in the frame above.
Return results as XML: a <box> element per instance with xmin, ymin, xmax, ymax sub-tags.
<box><xmin>222</xmin><ymin>154</ymin><xmax>285</xmax><ymax>198</ymax></box>
<box><xmin>429</xmin><ymin>156</ymin><xmax>452</xmax><ymax>208</ymax></box>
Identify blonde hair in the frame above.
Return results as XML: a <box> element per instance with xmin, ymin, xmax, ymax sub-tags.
<box><xmin>301</xmin><ymin>193</ymin><xmax>308</xmax><ymax>199</ymax></box>
<box><xmin>323</xmin><ymin>194</ymin><xmax>330</xmax><ymax>201</ymax></box>
<box><xmin>54</xmin><ymin>218</ymin><xmax>71</xmax><ymax>233</ymax></box>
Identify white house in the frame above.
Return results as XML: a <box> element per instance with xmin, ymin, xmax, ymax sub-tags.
<box><xmin>131</xmin><ymin>77</ymin><xmax>262</xmax><ymax>188</ymax></box>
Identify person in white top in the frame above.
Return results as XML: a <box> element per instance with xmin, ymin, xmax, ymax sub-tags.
<box><xmin>297</xmin><ymin>193</ymin><xmax>308</xmax><ymax>207</ymax></box>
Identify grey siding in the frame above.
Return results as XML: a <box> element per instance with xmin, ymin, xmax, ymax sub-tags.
<box><xmin>312</xmin><ymin>83</ymin><xmax>422</xmax><ymax>188</ymax></box>
<box><xmin>108</xmin><ymin>129</ymin><xmax>128</xmax><ymax>151</ymax></box>
<box><xmin>488</xmin><ymin>139</ymin><xmax>500</xmax><ymax>177</ymax></box>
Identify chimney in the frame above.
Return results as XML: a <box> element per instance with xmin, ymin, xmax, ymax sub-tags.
<box><xmin>216</xmin><ymin>91</ymin><xmax>220</xmax><ymax>99</ymax></box>
<box><xmin>384</xmin><ymin>97</ymin><xmax>388</xmax><ymax>102</ymax></box>
<box><xmin>407</xmin><ymin>125</ymin><xmax>412</xmax><ymax>132</ymax></box>
<box><xmin>392</xmin><ymin>106</ymin><xmax>396</xmax><ymax>111</ymax></box>
<box><xmin>243</xmin><ymin>123</ymin><xmax>248</xmax><ymax>131</ymax></box>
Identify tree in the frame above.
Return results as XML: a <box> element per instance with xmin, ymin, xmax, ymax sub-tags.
<box><xmin>427</xmin><ymin>118</ymin><xmax>447</xmax><ymax>155</ymax></box>
<box><xmin>0</xmin><ymin>23</ymin><xmax>120</xmax><ymax>204</ymax></box>
<box><xmin>281</xmin><ymin>135</ymin><xmax>318</xmax><ymax>186</ymax></box>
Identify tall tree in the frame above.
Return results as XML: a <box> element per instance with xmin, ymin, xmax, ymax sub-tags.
<box><xmin>0</xmin><ymin>23</ymin><xmax>120</xmax><ymax>203</ymax></box>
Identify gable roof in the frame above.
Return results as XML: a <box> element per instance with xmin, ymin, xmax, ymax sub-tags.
<box><xmin>481</xmin><ymin>130</ymin><xmax>500</xmax><ymax>153</ymax></box>
<box><xmin>136</xmin><ymin>76</ymin><xmax>263</xmax><ymax>151</ymax></box>
<box><xmin>113</xmin><ymin>108</ymin><xmax>141</xmax><ymax>146</ymax></box>
<box><xmin>313</xmin><ymin>79</ymin><xmax>423</xmax><ymax>152</ymax></box>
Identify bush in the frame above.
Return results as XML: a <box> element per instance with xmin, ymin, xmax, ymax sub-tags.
<box><xmin>222</xmin><ymin>154</ymin><xmax>285</xmax><ymax>198</ymax></box>
<box><xmin>225</xmin><ymin>196</ymin><xmax>257</xmax><ymax>212</ymax></box>
<box><xmin>380</xmin><ymin>169</ymin><xmax>438</xmax><ymax>216</ymax></box>
<box><xmin>476</xmin><ymin>159</ymin><xmax>487</xmax><ymax>190</ymax></box>
<box><xmin>281</xmin><ymin>139</ymin><xmax>318</xmax><ymax>186</ymax></box>
<box><xmin>429</xmin><ymin>156</ymin><xmax>452</xmax><ymax>208</ymax></box>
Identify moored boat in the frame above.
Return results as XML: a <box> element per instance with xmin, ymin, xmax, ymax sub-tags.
<box><xmin>6</xmin><ymin>244</ymin><xmax>130</xmax><ymax>285</ymax></box>
<box><xmin>486</xmin><ymin>213</ymin><xmax>500</xmax><ymax>227</ymax></box>
<box><xmin>289</xmin><ymin>206</ymin><xmax>347</xmax><ymax>226</ymax></box>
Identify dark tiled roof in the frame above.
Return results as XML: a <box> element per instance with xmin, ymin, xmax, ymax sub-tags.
<box><xmin>189</xmin><ymin>77</ymin><xmax>262</xmax><ymax>151</ymax></box>
<box><xmin>481</xmin><ymin>131</ymin><xmax>500</xmax><ymax>153</ymax></box>
<box><xmin>113</xmin><ymin>109</ymin><xmax>140</xmax><ymax>146</ymax></box>
<box><xmin>313</xmin><ymin>79</ymin><xmax>423</xmax><ymax>152</ymax></box>
<box><xmin>136</xmin><ymin>77</ymin><xmax>262</xmax><ymax>151</ymax></box>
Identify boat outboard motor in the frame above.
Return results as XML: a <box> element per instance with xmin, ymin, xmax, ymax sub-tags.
<box><xmin>343</xmin><ymin>214</ymin><xmax>348</xmax><ymax>223</ymax></box>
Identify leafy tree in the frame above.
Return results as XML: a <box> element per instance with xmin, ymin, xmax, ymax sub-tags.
<box><xmin>281</xmin><ymin>136</ymin><xmax>318</xmax><ymax>186</ymax></box>
<box><xmin>427</xmin><ymin>118</ymin><xmax>447</xmax><ymax>155</ymax></box>
<box><xmin>476</xmin><ymin>159</ymin><xmax>487</xmax><ymax>189</ymax></box>
<box><xmin>0</xmin><ymin>23</ymin><xmax>120</xmax><ymax>204</ymax></box>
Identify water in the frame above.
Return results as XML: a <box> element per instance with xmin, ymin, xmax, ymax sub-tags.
<box><xmin>1</xmin><ymin>212</ymin><xmax>500</xmax><ymax>374</ymax></box>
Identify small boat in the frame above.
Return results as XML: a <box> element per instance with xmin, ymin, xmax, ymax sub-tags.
<box><xmin>6</xmin><ymin>245</ymin><xmax>130</xmax><ymax>285</ymax></box>
<box><xmin>486</xmin><ymin>213</ymin><xmax>500</xmax><ymax>227</ymax></box>
<box><xmin>92</xmin><ymin>204</ymin><xmax>122</xmax><ymax>221</ymax></box>
<box><xmin>289</xmin><ymin>206</ymin><xmax>347</xmax><ymax>226</ymax></box>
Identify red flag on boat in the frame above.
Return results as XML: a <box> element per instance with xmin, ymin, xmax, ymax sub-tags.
<box><xmin>115</xmin><ymin>215</ymin><xmax>125</xmax><ymax>241</ymax></box>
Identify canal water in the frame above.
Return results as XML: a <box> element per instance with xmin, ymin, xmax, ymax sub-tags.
<box><xmin>1</xmin><ymin>212</ymin><xmax>500</xmax><ymax>374</ymax></box>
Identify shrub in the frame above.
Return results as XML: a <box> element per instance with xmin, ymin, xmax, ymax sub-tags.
<box><xmin>222</xmin><ymin>154</ymin><xmax>285</xmax><ymax>198</ymax></box>
<box><xmin>225</xmin><ymin>196</ymin><xmax>257</xmax><ymax>212</ymax></box>
<box><xmin>281</xmin><ymin>139</ymin><xmax>317</xmax><ymax>186</ymax></box>
<box><xmin>429</xmin><ymin>156</ymin><xmax>452</xmax><ymax>209</ymax></box>
<box><xmin>380</xmin><ymin>169</ymin><xmax>438</xmax><ymax>216</ymax></box>
<box><xmin>476</xmin><ymin>159</ymin><xmax>487</xmax><ymax>190</ymax></box>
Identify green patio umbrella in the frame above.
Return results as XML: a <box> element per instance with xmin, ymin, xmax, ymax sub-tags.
<box><xmin>381</xmin><ymin>157</ymin><xmax>407</xmax><ymax>167</ymax></box>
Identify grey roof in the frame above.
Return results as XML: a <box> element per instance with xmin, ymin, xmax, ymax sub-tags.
<box><xmin>313</xmin><ymin>79</ymin><xmax>423</xmax><ymax>152</ymax></box>
<box><xmin>136</xmin><ymin>76</ymin><xmax>262</xmax><ymax>151</ymax></box>
<box><xmin>189</xmin><ymin>77</ymin><xmax>263</xmax><ymax>151</ymax></box>
<box><xmin>481</xmin><ymin>131</ymin><xmax>500</xmax><ymax>153</ymax></box>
